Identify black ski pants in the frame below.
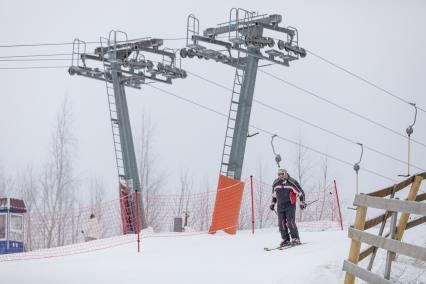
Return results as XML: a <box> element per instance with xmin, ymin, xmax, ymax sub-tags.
<box><xmin>277</xmin><ymin>204</ymin><xmax>299</xmax><ymax>240</ymax></box>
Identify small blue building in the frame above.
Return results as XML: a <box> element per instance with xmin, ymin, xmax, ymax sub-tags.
<box><xmin>0</xmin><ymin>198</ymin><xmax>26</xmax><ymax>254</ymax></box>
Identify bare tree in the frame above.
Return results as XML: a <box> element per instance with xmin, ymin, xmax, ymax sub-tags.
<box><xmin>293</xmin><ymin>133</ymin><xmax>314</xmax><ymax>189</ymax></box>
<box><xmin>318</xmin><ymin>156</ymin><xmax>329</xmax><ymax>220</ymax></box>
<box><xmin>0</xmin><ymin>165</ymin><xmax>14</xmax><ymax>197</ymax></box>
<box><xmin>136</xmin><ymin>113</ymin><xmax>164</xmax><ymax>231</ymax></box>
<box><xmin>253</xmin><ymin>161</ymin><xmax>274</xmax><ymax>229</ymax></box>
<box><xmin>293</xmin><ymin>134</ymin><xmax>314</xmax><ymax>222</ymax></box>
<box><xmin>174</xmin><ymin>170</ymin><xmax>193</xmax><ymax>217</ymax></box>
<box><xmin>89</xmin><ymin>178</ymin><xmax>105</xmax><ymax>220</ymax></box>
<box><xmin>15</xmin><ymin>166</ymin><xmax>38</xmax><ymax>250</ymax></box>
<box><xmin>197</xmin><ymin>179</ymin><xmax>212</xmax><ymax>231</ymax></box>
<box><xmin>36</xmin><ymin>97</ymin><xmax>77</xmax><ymax>248</ymax></box>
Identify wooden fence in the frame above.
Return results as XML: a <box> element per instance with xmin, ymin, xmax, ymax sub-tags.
<box><xmin>343</xmin><ymin>173</ymin><xmax>426</xmax><ymax>284</ymax></box>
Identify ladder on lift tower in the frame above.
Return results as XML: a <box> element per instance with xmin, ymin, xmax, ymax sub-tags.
<box><xmin>220</xmin><ymin>9</ymin><xmax>253</xmax><ymax>178</ymax></box>
<box><xmin>220</xmin><ymin>65</ymin><xmax>245</xmax><ymax>178</ymax></box>
<box><xmin>100</xmin><ymin>35</ymin><xmax>127</xmax><ymax>186</ymax></box>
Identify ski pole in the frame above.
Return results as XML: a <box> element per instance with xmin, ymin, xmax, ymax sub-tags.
<box><xmin>305</xmin><ymin>199</ymin><xmax>319</xmax><ymax>207</ymax></box>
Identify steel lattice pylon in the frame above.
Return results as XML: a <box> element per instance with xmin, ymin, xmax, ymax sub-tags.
<box><xmin>69</xmin><ymin>30</ymin><xmax>187</xmax><ymax>231</ymax></box>
<box><xmin>181</xmin><ymin>8</ymin><xmax>306</xmax><ymax>180</ymax></box>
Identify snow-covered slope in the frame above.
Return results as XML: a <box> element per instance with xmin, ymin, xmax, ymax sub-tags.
<box><xmin>1</xmin><ymin>226</ymin><xmax>425</xmax><ymax>284</ymax></box>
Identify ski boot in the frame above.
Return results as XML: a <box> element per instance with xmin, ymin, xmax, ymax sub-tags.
<box><xmin>291</xmin><ymin>238</ymin><xmax>301</xmax><ymax>246</ymax></box>
<box><xmin>280</xmin><ymin>239</ymin><xmax>292</xmax><ymax>248</ymax></box>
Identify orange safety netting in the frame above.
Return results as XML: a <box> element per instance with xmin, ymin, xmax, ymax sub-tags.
<box><xmin>0</xmin><ymin>175</ymin><xmax>344</xmax><ymax>262</ymax></box>
<box><xmin>208</xmin><ymin>175</ymin><xmax>245</xmax><ymax>235</ymax></box>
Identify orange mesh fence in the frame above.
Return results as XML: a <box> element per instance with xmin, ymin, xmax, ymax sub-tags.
<box><xmin>208</xmin><ymin>175</ymin><xmax>245</xmax><ymax>235</ymax></box>
<box><xmin>0</xmin><ymin>190</ymin><xmax>137</xmax><ymax>262</ymax></box>
<box><xmin>239</xmin><ymin>178</ymin><xmax>343</xmax><ymax>231</ymax></box>
<box><xmin>0</xmin><ymin>175</ymin><xmax>342</xmax><ymax>261</ymax></box>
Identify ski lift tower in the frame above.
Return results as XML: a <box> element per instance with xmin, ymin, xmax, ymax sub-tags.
<box><xmin>69</xmin><ymin>31</ymin><xmax>187</xmax><ymax>231</ymax></box>
<box><xmin>181</xmin><ymin>8</ymin><xmax>306</xmax><ymax>181</ymax></box>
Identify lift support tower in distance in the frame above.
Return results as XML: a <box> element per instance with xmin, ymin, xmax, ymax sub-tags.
<box><xmin>69</xmin><ymin>31</ymin><xmax>187</xmax><ymax>231</ymax></box>
<box><xmin>181</xmin><ymin>8</ymin><xmax>306</xmax><ymax>181</ymax></box>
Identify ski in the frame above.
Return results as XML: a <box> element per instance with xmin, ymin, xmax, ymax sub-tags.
<box><xmin>264</xmin><ymin>246</ymin><xmax>283</xmax><ymax>251</ymax></box>
<box><xmin>264</xmin><ymin>243</ymin><xmax>305</xmax><ymax>251</ymax></box>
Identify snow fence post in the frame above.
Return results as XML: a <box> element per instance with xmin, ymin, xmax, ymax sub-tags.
<box><xmin>250</xmin><ymin>175</ymin><xmax>255</xmax><ymax>234</ymax></box>
<box><xmin>333</xmin><ymin>180</ymin><xmax>343</xmax><ymax>231</ymax></box>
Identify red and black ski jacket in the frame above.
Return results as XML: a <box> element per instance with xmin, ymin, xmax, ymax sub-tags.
<box><xmin>272</xmin><ymin>175</ymin><xmax>305</xmax><ymax>209</ymax></box>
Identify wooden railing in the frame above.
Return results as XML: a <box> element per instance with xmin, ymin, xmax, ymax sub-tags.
<box><xmin>343</xmin><ymin>173</ymin><xmax>426</xmax><ymax>284</ymax></box>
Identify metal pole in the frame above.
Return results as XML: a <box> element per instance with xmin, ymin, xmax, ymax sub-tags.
<box><xmin>250</xmin><ymin>175</ymin><xmax>255</xmax><ymax>234</ymax></box>
<box><xmin>333</xmin><ymin>180</ymin><xmax>344</xmax><ymax>231</ymax></box>
<box><xmin>227</xmin><ymin>48</ymin><xmax>260</xmax><ymax>180</ymax></box>
<box><xmin>384</xmin><ymin>209</ymin><xmax>398</xmax><ymax>280</ymax></box>
<box><xmin>355</xmin><ymin>172</ymin><xmax>359</xmax><ymax>195</ymax></box>
<box><xmin>407</xmin><ymin>135</ymin><xmax>411</xmax><ymax>176</ymax></box>
<box><xmin>110</xmin><ymin>53</ymin><xmax>147</xmax><ymax>230</ymax></box>
<box><xmin>135</xmin><ymin>191</ymin><xmax>140</xmax><ymax>253</ymax></box>
<box><xmin>367</xmin><ymin>185</ymin><xmax>397</xmax><ymax>271</ymax></box>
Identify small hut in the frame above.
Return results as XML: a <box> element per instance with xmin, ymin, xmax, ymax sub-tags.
<box><xmin>0</xmin><ymin>198</ymin><xmax>27</xmax><ymax>254</ymax></box>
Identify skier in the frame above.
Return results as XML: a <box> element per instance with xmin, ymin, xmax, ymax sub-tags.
<box><xmin>270</xmin><ymin>169</ymin><xmax>306</xmax><ymax>247</ymax></box>
<box><xmin>81</xmin><ymin>213</ymin><xmax>101</xmax><ymax>242</ymax></box>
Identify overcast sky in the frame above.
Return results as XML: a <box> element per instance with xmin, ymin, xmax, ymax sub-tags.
<box><xmin>1</xmin><ymin>0</ymin><xmax>425</xmax><ymax>218</ymax></box>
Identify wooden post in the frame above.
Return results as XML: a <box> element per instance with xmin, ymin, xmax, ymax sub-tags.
<box><xmin>395</xmin><ymin>176</ymin><xmax>423</xmax><ymax>241</ymax></box>
<box><xmin>391</xmin><ymin>176</ymin><xmax>423</xmax><ymax>260</ymax></box>
<box><xmin>345</xmin><ymin>204</ymin><xmax>367</xmax><ymax>284</ymax></box>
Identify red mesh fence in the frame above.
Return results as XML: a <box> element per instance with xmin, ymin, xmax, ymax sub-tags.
<box><xmin>238</xmin><ymin>178</ymin><xmax>342</xmax><ymax>232</ymax></box>
<box><xmin>0</xmin><ymin>176</ymin><xmax>342</xmax><ymax>261</ymax></box>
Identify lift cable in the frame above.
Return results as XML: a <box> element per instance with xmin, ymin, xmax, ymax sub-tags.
<box><xmin>186</xmin><ymin>70</ymin><xmax>425</xmax><ymax>172</ymax></box>
<box><xmin>258</xmin><ymin>69</ymin><xmax>426</xmax><ymax>148</ymax></box>
<box><xmin>146</xmin><ymin>83</ymin><xmax>398</xmax><ymax>183</ymax></box>
<box><xmin>1</xmin><ymin>37</ymin><xmax>423</xmax><ymax>114</ymax></box>
<box><xmin>1</xmin><ymin>52</ymin><xmax>424</xmax><ymax>168</ymax></box>
<box><xmin>0</xmin><ymin>66</ymin><xmax>68</xmax><ymax>70</ymax></box>
<box><xmin>307</xmin><ymin>49</ymin><xmax>426</xmax><ymax>114</ymax></box>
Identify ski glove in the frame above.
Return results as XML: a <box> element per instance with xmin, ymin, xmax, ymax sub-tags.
<box><xmin>269</xmin><ymin>204</ymin><xmax>275</xmax><ymax>211</ymax></box>
<box><xmin>299</xmin><ymin>201</ymin><xmax>307</xmax><ymax>210</ymax></box>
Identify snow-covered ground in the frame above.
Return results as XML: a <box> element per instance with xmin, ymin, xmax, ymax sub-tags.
<box><xmin>1</xmin><ymin>225</ymin><xmax>425</xmax><ymax>284</ymax></box>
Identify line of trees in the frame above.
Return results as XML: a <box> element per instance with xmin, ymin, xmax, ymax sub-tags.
<box><xmin>0</xmin><ymin>97</ymin><xmax>343</xmax><ymax>251</ymax></box>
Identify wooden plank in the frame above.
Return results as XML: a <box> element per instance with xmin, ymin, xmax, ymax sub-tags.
<box><xmin>348</xmin><ymin>228</ymin><xmax>426</xmax><ymax>261</ymax></box>
<box><xmin>345</xmin><ymin>206</ymin><xmax>367</xmax><ymax>284</ymax></box>
<box><xmin>395</xmin><ymin>176</ymin><xmax>424</xmax><ymax>243</ymax></box>
<box><xmin>359</xmin><ymin>217</ymin><xmax>425</xmax><ymax>261</ymax></box>
<box><xmin>353</xmin><ymin>195</ymin><xmax>426</xmax><ymax>215</ymax></box>
<box><xmin>365</xmin><ymin>190</ymin><xmax>424</xmax><ymax>230</ymax></box>
<box><xmin>343</xmin><ymin>260</ymin><xmax>392</xmax><ymax>284</ymax></box>
<box><xmin>416</xmin><ymin>192</ymin><xmax>426</xmax><ymax>202</ymax></box>
<box><xmin>368</xmin><ymin>172</ymin><xmax>426</xmax><ymax>197</ymax></box>
<box><xmin>359</xmin><ymin>231</ymin><xmax>391</xmax><ymax>262</ymax></box>
<box><xmin>368</xmin><ymin>176</ymin><xmax>413</xmax><ymax>197</ymax></box>
<box><xmin>359</xmin><ymin>246</ymin><xmax>375</xmax><ymax>262</ymax></box>
<box><xmin>406</xmin><ymin>216</ymin><xmax>426</xmax><ymax>230</ymax></box>
<box><xmin>364</xmin><ymin>212</ymin><xmax>391</xmax><ymax>230</ymax></box>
